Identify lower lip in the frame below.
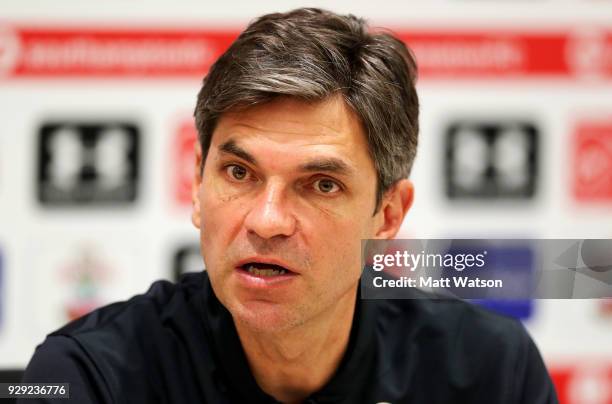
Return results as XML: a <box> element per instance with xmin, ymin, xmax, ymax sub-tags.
<box><xmin>234</xmin><ymin>267</ymin><xmax>297</xmax><ymax>289</ymax></box>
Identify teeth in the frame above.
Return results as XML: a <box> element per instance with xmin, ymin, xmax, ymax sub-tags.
<box><xmin>246</xmin><ymin>265</ymin><xmax>286</xmax><ymax>276</ymax></box>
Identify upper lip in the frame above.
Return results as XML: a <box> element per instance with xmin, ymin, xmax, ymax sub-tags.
<box><xmin>236</xmin><ymin>257</ymin><xmax>299</xmax><ymax>274</ymax></box>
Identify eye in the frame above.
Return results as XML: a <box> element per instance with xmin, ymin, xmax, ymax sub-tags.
<box><xmin>225</xmin><ymin>164</ymin><xmax>250</xmax><ymax>181</ymax></box>
<box><xmin>313</xmin><ymin>178</ymin><xmax>341</xmax><ymax>194</ymax></box>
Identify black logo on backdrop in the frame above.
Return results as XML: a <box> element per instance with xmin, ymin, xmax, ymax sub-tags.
<box><xmin>445</xmin><ymin>120</ymin><xmax>538</xmax><ymax>199</ymax></box>
<box><xmin>172</xmin><ymin>244</ymin><xmax>203</xmax><ymax>282</ymax></box>
<box><xmin>37</xmin><ymin>121</ymin><xmax>139</xmax><ymax>205</ymax></box>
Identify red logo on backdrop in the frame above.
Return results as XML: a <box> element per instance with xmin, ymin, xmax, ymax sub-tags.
<box><xmin>58</xmin><ymin>248</ymin><xmax>112</xmax><ymax>321</ymax></box>
<box><xmin>0</xmin><ymin>24</ymin><xmax>612</xmax><ymax>80</ymax></box>
<box><xmin>0</xmin><ymin>25</ymin><xmax>237</xmax><ymax>78</ymax></box>
<box><xmin>174</xmin><ymin>118</ymin><xmax>198</xmax><ymax>206</ymax></box>
<box><xmin>399</xmin><ymin>29</ymin><xmax>612</xmax><ymax>79</ymax></box>
<box><xmin>573</xmin><ymin>120</ymin><xmax>612</xmax><ymax>201</ymax></box>
<box><xmin>566</xmin><ymin>29</ymin><xmax>612</xmax><ymax>80</ymax></box>
<box><xmin>550</xmin><ymin>363</ymin><xmax>612</xmax><ymax>404</ymax></box>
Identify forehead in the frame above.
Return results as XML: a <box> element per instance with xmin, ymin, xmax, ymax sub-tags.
<box><xmin>210</xmin><ymin>96</ymin><xmax>372</xmax><ymax>162</ymax></box>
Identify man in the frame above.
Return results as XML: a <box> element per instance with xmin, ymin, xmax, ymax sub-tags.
<box><xmin>22</xmin><ymin>8</ymin><xmax>557</xmax><ymax>404</ymax></box>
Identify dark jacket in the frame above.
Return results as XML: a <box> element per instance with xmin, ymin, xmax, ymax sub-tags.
<box><xmin>21</xmin><ymin>271</ymin><xmax>558</xmax><ymax>403</ymax></box>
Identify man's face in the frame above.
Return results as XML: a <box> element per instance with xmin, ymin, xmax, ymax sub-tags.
<box><xmin>192</xmin><ymin>96</ymin><xmax>388</xmax><ymax>332</ymax></box>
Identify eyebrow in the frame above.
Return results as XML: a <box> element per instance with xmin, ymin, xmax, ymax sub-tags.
<box><xmin>299</xmin><ymin>158</ymin><xmax>355</xmax><ymax>176</ymax></box>
<box><xmin>218</xmin><ymin>139</ymin><xmax>356</xmax><ymax>176</ymax></box>
<box><xmin>219</xmin><ymin>140</ymin><xmax>257</xmax><ymax>165</ymax></box>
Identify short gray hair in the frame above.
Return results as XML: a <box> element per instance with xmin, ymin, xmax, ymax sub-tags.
<box><xmin>194</xmin><ymin>7</ymin><xmax>419</xmax><ymax>212</ymax></box>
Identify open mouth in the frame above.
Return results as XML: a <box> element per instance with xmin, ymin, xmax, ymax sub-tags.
<box><xmin>239</xmin><ymin>262</ymin><xmax>293</xmax><ymax>276</ymax></box>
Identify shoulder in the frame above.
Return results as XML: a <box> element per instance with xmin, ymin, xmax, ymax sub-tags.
<box><xmin>374</xmin><ymin>295</ymin><xmax>557</xmax><ymax>402</ymax></box>
<box><xmin>379</xmin><ymin>294</ymin><xmax>531</xmax><ymax>364</ymax></box>
<box><xmin>21</xmin><ymin>335</ymin><xmax>111</xmax><ymax>403</ymax></box>
<box><xmin>376</xmin><ymin>290</ymin><xmax>527</xmax><ymax>347</ymax></box>
<box><xmin>23</xmin><ymin>272</ymin><xmax>211</xmax><ymax>403</ymax></box>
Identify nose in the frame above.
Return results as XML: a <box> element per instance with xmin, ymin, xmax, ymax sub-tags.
<box><xmin>243</xmin><ymin>180</ymin><xmax>297</xmax><ymax>240</ymax></box>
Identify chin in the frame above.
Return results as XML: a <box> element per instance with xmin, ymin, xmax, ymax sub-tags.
<box><xmin>229</xmin><ymin>299</ymin><xmax>306</xmax><ymax>333</ymax></box>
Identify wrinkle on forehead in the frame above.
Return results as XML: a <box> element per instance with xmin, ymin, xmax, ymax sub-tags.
<box><xmin>216</xmin><ymin>95</ymin><xmax>364</xmax><ymax>145</ymax></box>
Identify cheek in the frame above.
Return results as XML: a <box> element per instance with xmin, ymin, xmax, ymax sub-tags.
<box><xmin>200</xmin><ymin>171</ymin><xmax>241</xmax><ymax>228</ymax></box>
<box><xmin>198</xmin><ymin>185</ymin><xmax>230</xmax><ymax>259</ymax></box>
<box><xmin>310</xmin><ymin>216</ymin><xmax>370</xmax><ymax>277</ymax></box>
<box><xmin>198</xmin><ymin>180</ymin><xmax>250</xmax><ymax>260</ymax></box>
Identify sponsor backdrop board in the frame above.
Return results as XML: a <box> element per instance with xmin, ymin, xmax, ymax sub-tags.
<box><xmin>1</xmin><ymin>1</ymin><xmax>612</xmax><ymax>402</ymax></box>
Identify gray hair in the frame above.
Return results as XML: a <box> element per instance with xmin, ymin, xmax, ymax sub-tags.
<box><xmin>194</xmin><ymin>7</ymin><xmax>419</xmax><ymax>213</ymax></box>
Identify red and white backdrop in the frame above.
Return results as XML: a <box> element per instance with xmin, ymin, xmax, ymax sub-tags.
<box><xmin>0</xmin><ymin>2</ymin><xmax>611</xmax><ymax>402</ymax></box>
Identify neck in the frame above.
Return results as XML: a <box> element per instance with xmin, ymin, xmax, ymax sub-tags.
<box><xmin>234</xmin><ymin>287</ymin><xmax>357</xmax><ymax>404</ymax></box>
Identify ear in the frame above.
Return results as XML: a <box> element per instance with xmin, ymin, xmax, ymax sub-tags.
<box><xmin>191</xmin><ymin>144</ymin><xmax>203</xmax><ymax>229</ymax></box>
<box><xmin>374</xmin><ymin>179</ymin><xmax>414</xmax><ymax>239</ymax></box>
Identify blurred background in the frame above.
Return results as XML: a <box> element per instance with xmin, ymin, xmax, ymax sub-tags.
<box><xmin>0</xmin><ymin>1</ymin><xmax>611</xmax><ymax>402</ymax></box>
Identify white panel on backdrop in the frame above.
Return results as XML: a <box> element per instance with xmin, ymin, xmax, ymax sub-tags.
<box><xmin>0</xmin><ymin>3</ymin><xmax>611</xmax><ymax>401</ymax></box>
